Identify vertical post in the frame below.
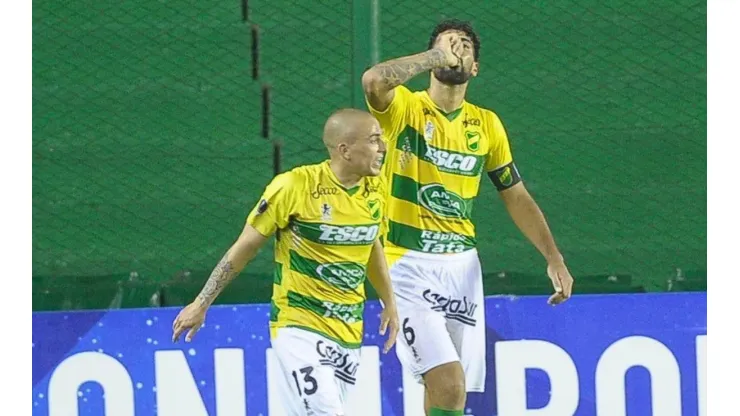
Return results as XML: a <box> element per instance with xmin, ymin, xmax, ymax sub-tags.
<box><xmin>273</xmin><ymin>139</ymin><xmax>282</xmax><ymax>176</ymax></box>
<box><xmin>261</xmin><ymin>84</ymin><xmax>271</xmax><ymax>139</ymax></box>
<box><xmin>241</xmin><ymin>0</ymin><xmax>248</xmax><ymax>22</ymax></box>
<box><xmin>251</xmin><ymin>25</ymin><xmax>260</xmax><ymax>80</ymax></box>
<box><xmin>351</xmin><ymin>0</ymin><xmax>379</xmax><ymax>109</ymax></box>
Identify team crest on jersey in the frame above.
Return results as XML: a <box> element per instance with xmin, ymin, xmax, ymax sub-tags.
<box><xmin>424</xmin><ymin>120</ymin><xmax>435</xmax><ymax>142</ymax></box>
<box><xmin>321</xmin><ymin>203</ymin><xmax>332</xmax><ymax>221</ymax></box>
<box><xmin>367</xmin><ymin>198</ymin><xmax>381</xmax><ymax>221</ymax></box>
<box><xmin>465</xmin><ymin>131</ymin><xmax>480</xmax><ymax>151</ymax></box>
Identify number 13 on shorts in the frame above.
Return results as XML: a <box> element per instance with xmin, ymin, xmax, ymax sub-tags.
<box><xmin>266</xmin><ymin>347</ymin><xmax>381</xmax><ymax>416</ymax></box>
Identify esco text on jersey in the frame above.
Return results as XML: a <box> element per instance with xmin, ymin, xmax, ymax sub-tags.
<box><xmin>425</xmin><ymin>145</ymin><xmax>478</xmax><ymax>172</ymax></box>
<box><xmin>318</xmin><ymin>224</ymin><xmax>379</xmax><ymax>243</ymax></box>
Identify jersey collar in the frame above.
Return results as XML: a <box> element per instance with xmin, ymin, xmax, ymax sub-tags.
<box><xmin>421</xmin><ymin>90</ymin><xmax>466</xmax><ymax>122</ymax></box>
<box><xmin>322</xmin><ymin>160</ymin><xmax>362</xmax><ymax>196</ymax></box>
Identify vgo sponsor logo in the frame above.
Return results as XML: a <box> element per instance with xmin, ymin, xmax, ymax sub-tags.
<box><xmin>318</xmin><ymin>224</ymin><xmax>379</xmax><ymax>243</ymax></box>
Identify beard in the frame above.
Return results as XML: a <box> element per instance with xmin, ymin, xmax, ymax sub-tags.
<box><xmin>433</xmin><ymin>66</ymin><xmax>472</xmax><ymax>85</ymax></box>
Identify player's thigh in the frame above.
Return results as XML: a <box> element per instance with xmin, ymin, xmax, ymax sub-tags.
<box><xmin>272</xmin><ymin>328</ymin><xmax>346</xmax><ymax>416</ymax></box>
<box><xmin>444</xmin><ymin>251</ymin><xmax>487</xmax><ymax>392</ymax></box>
<box><xmin>395</xmin><ymin>307</ymin><xmax>460</xmax><ymax>382</ymax></box>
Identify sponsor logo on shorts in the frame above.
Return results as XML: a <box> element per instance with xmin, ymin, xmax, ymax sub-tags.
<box><xmin>316</xmin><ymin>340</ymin><xmax>359</xmax><ymax>385</ymax></box>
<box><xmin>303</xmin><ymin>399</ymin><xmax>313</xmax><ymax>415</ymax></box>
<box><xmin>422</xmin><ymin>289</ymin><xmax>479</xmax><ymax>326</ymax></box>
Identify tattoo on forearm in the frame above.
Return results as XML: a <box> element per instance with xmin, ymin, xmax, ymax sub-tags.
<box><xmin>374</xmin><ymin>49</ymin><xmax>446</xmax><ymax>89</ymax></box>
<box><xmin>197</xmin><ymin>256</ymin><xmax>238</xmax><ymax>306</ymax></box>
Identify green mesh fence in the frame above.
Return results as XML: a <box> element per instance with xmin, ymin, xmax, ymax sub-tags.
<box><xmin>376</xmin><ymin>0</ymin><xmax>706</xmax><ymax>291</ymax></box>
<box><xmin>33</xmin><ymin>0</ymin><xmax>706</xmax><ymax>310</ymax></box>
<box><xmin>33</xmin><ymin>0</ymin><xmax>272</xmax><ymax>281</ymax></box>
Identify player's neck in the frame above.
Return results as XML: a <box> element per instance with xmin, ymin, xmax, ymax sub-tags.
<box><xmin>427</xmin><ymin>79</ymin><xmax>467</xmax><ymax>113</ymax></box>
<box><xmin>328</xmin><ymin>159</ymin><xmax>362</xmax><ymax>189</ymax></box>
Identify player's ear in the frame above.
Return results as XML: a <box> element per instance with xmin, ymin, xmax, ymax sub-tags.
<box><xmin>471</xmin><ymin>61</ymin><xmax>479</xmax><ymax>77</ymax></box>
<box><xmin>337</xmin><ymin>142</ymin><xmax>351</xmax><ymax>160</ymax></box>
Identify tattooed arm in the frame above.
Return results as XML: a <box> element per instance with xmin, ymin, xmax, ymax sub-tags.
<box><xmin>362</xmin><ymin>33</ymin><xmax>462</xmax><ymax>112</ymax></box>
<box><xmin>196</xmin><ymin>224</ymin><xmax>268</xmax><ymax>307</ymax></box>
<box><xmin>172</xmin><ymin>223</ymin><xmax>268</xmax><ymax>342</ymax></box>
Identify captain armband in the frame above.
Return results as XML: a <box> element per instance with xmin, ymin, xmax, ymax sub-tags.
<box><xmin>487</xmin><ymin>161</ymin><xmax>522</xmax><ymax>191</ymax></box>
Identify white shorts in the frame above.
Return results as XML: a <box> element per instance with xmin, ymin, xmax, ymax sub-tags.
<box><xmin>271</xmin><ymin>327</ymin><xmax>361</xmax><ymax>416</ymax></box>
<box><xmin>390</xmin><ymin>248</ymin><xmax>486</xmax><ymax>392</ymax></box>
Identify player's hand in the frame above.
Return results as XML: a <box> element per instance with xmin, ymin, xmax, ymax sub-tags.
<box><xmin>434</xmin><ymin>33</ymin><xmax>464</xmax><ymax>68</ymax></box>
<box><xmin>547</xmin><ymin>260</ymin><xmax>574</xmax><ymax>305</ymax></box>
<box><xmin>172</xmin><ymin>302</ymin><xmax>208</xmax><ymax>342</ymax></box>
<box><xmin>378</xmin><ymin>304</ymin><xmax>400</xmax><ymax>354</ymax></box>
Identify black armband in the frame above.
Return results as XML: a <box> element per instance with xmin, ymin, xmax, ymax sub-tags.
<box><xmin>487</xmin><ymin>162</ymin><xmax>522</xmax><ymax>191</ymax></box>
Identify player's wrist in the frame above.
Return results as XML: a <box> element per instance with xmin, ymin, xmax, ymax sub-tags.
<box><xmin>545</xmin><ymin>253</ymin><xmax>565</xmax><ymax>265</ymax></box>
<box><xmin>426</xmin><ymin>48</ymin><xmax>449</xmax><ymax>68</ymax></box>
<box><xmin>193</xmin><ymin>295</ymin><xmax>213</xmax><ymax>309</ymax></box>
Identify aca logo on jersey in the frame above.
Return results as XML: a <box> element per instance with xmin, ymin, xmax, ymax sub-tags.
<box><xmin>315</xmin><ymin>262</ymin><xmax>365</xmax><ymax>290</ymax></box>
<box><xmin>422</xmin><ymin>289</ymin><xmax>478</xmax><ymax>326</ymax></box>
<box><xmin>318</xmin><ymin>224</ymin><xmax>380</xmax><ymax>244</ymax></box>
<box><xmin>418</xmin><ymin>184</ymin><xmax>467</xmax><ymax>218</ymax></box>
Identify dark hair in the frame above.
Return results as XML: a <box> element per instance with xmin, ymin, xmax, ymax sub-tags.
<box><xmin>427</xmin><ymin>19</ymin><xmax>480</xmax><ymax>62</ymax></box>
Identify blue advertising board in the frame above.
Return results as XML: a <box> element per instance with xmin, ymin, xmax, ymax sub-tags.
<box><xmin>32</xmin><ymin>293</ymin><xmax>706</xmax><ymax>415</ymax></box>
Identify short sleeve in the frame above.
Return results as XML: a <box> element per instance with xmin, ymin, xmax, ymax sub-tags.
<box><xmin>484</xmin><ymin>111</ymin><xmax>514</xmax><ymax>172</ymax></box>
<box><xmin>484</xmin><ymin>112</ymin><xmax>522</xmax><ymax>191</ymax></box>
<box><xmin>246</xmin><ymin>172</ymin><xmax>298</xmax><ymax>237</ymax></box>
<box><xmin>366</xmin><ymin>85</ymin><xmax>416</xmax><ymax>146</ymax></box>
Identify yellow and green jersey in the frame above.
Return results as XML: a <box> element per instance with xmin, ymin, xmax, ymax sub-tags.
<box><xmin>367</xmin><ymin>85</ymin><xmax>520</xmax><ymax>263</ymax></box>
<box><xmin>246</xmin><ymin>160</ymin><xmax>385</xmax><ymax>348</ymax></box>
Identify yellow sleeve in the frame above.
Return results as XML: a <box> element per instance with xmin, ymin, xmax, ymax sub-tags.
<box><xmin>246</xmin><ymin>171</ymin><xmax>299</xmax><ymax>237</ymax></box>
<box><xmin>366</xmin><ymin>85</ymin><xmax>416</xmax><ymax>146</ymax></box>
<box><xmin>484</xmin><ymin>111</ymin><xmax>514</xmax><ymax>172</ymax></box>
<box><xmin>378</xmin><ymin>177</ymin><xmax>389</xmax><ymax>237</ymax></box>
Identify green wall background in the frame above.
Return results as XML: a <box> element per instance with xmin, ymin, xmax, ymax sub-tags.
<box><xmin>33</xmin><ymin>0</ymin><xmax>706</xmax><ymax>309</ymax></box>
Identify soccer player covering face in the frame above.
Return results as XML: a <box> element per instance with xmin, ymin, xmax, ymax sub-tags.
<box><xmin>362</xmin><ymin>19</ymin><xmax>575</xmax><ymax>415</ymax></box>
<box><xmin>172</xmin><ymin>109</ymin><xmax>399</xmax><ymax>416</ymax></box>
